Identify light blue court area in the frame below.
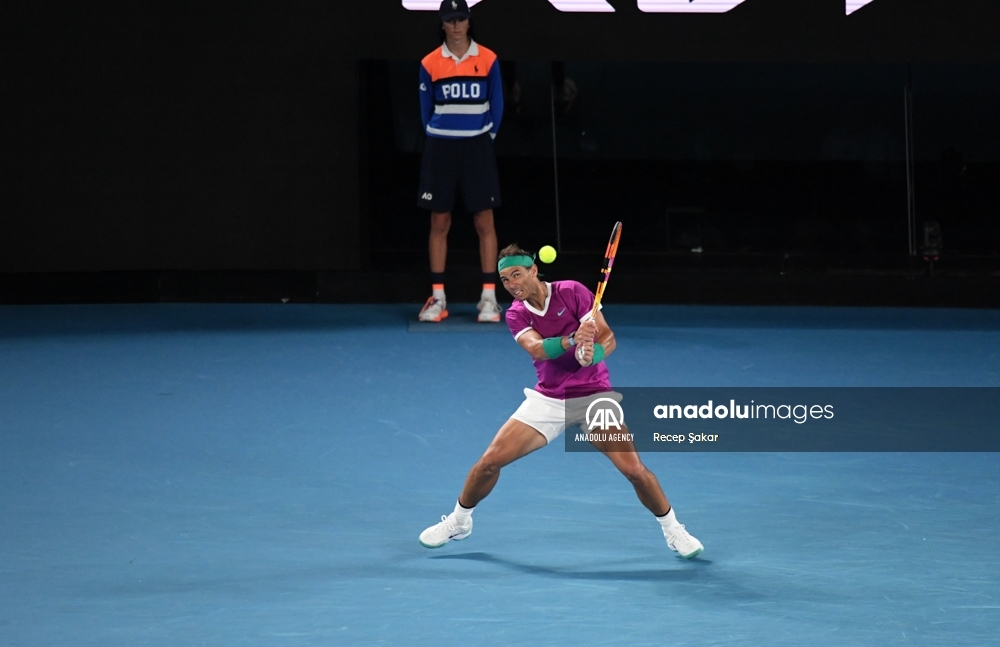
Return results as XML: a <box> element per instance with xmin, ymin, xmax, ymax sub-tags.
<box><xmin>2</xmin><ymin>303</ymin><xmax>999</xmax><ymax>646</ymax></box>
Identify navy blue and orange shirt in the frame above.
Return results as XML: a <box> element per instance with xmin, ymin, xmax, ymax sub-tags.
<box><xmin>419</xmin><ymin>40</ymin><xmax>504</xmax><ymax>140</ymax></box>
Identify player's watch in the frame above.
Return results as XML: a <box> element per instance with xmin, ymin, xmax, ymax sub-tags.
<box><xmin>567</xmin><ymin>333</ymin><xmax>577</xmax><ymax>347</ymax></box>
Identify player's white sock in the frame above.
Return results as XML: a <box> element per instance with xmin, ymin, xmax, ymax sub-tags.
<box><xmin>481</xmin><ymin>284</ymin><xmax>495</xmax><ymax>301</ymax></box>
<box><xmin>453</xmin><ymin>500</ymin><xmax>474</xmax><ymax>525</ymax></box>
<box><xmin>656</xmin><ymin>507</ymin><xmax>680</xmax><ymax>531</ymax></box>
<box><xmin>433</xmin><ymin>283</ymin><xmax>446</xmax><ymax>304</ymax></box>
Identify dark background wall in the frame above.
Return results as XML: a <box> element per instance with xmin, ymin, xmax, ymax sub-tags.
<box><xmin>3</xmin><ymin>4</ymin><xmax>358</xmax><ymax>272</ymax></box>
<box><xmin>2</xmin><ymin>0</ymin><xmax>999</xmax><ymax>275</ymax></box>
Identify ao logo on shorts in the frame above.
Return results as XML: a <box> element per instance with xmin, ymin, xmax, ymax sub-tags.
<box><xmin>441</xmin><ymin>82</ymin><xmax>482</xmax><ymax>99</ymax></box>
<box><xmin>586</xmin><ymin>397</ymin><xmax>625</xmax><ymax>431</ymax></box>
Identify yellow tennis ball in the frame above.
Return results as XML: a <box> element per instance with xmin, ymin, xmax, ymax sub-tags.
<box><xmin>538</xmin><ymin>245</ymin><xmax>557</xmax><ymax>264</ymax></box>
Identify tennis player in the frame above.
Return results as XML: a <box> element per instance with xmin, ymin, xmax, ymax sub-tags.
<box><xmin>419</xmin><ymin>245</ymin><xmax>704</xmax><ymax>559</ymax></box>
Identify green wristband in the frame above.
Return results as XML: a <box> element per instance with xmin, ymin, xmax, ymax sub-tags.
<box><xmin>592</xmin><ymin>343</ymin><xmax>606</xmax><ymax>364</ymax></box>
<box><xmin>542</xmin><ymin>336</ymin><xmax>567</xmax><ymax>359</ymax></box>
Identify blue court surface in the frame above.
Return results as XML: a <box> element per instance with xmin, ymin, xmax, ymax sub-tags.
<box><xmin>2</xmin><ymin>303</ymin><xmax>999</xmax><ymax>646</ymax></box>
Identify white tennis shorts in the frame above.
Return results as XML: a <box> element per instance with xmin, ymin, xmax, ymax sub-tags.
<box><xmin>510</xmin><ymin>388</ymin><xmax>624</xmax><ymax>444</ymax></box>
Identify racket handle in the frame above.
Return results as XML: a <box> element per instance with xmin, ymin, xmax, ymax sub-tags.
<box><xmin>589</xmin><ymin>287</ymin><xmax>605</xmax><ymax>320</ymax></box>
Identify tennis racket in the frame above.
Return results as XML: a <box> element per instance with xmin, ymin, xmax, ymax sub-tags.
<box><xmin>589</xmin><ymin>221</ymin><xmax>622</xmax><ymax>320</ymax></box>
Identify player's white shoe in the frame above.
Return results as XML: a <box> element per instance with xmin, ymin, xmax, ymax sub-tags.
<box><xmin>419</xmin><ymin>513</ymin><xmax>473</xmax><ymax>548</ymax></box>
<box><xmin>663</xmin><ymin>523</ymin><xmax>704</xmax><ymax>559</ymax></box>
<box><xmin>418</xmin><ymin>297</ymin><xmax>448</xmax><ymax>322</ymax></box>
<box><xmin>477</xmin><ymin>297</ymin><xmax>502</xmax><ymax>322</ymax></box>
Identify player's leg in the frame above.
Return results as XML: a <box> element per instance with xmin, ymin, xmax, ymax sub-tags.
<box><xmin>419</xmin><ymin>419</ymin><xmax>547</xmax><ymax>548</ymax></box>
<box><xmin>420</xmin><ymin>389</ymin><xmax>564</xmax><ymax>548</ymax></box>
<box><xmin>459</xmin><ymin>417</ymin><xmax>547</xmax><ymax>507</ymax></box>
<box><xmin>591</xmin><ymin>429</ymin><xmax>704</xmax><ymax>559</ymax></box>
<box><xmin>589</xmin><ymin>432</ymin><xmax>670</xmax><ymax>514</ymax></box>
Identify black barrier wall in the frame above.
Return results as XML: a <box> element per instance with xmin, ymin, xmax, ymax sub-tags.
<box><xmin>3</xmin><ymin>1</ymin><xmax>999</xmax><ymax>274</ymax></box>
<box><xmin>367</xmin><ymin>59</ymin><xmax>1000</xmax><ymax>259</ymax></box>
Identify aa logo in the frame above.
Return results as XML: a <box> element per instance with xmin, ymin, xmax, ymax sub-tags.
<box><xmin>586</xmin><ymin>397</ymin><xmax>625</xmax><ymax>431</ymax></box>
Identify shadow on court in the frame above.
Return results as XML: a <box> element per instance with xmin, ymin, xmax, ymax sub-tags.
<box><xmin>431</xmin><ymin>551</ymin><xmax>712</xmax><ymax>581</ymax></box>
<box><xmin>427</xmin><ymin>551</ymin><xmax>851</xmax><ymax>607</ymax></box>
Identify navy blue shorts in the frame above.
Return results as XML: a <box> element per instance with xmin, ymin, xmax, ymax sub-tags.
<box><xmin>417</xmin><ymin>133</ymin><xmax>501</xmax><ymax>214</ymax></box>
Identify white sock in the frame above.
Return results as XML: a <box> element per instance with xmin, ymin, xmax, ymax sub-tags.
<box><xmin>433</xmin><ymin>285</ymin><xmax>446</xmax><ymax>303</ymax></box>
<box><xmin>656</xmin><ymin>508</ymin><xmax>680</xmax><ymax>531</ymax></box>
<box><xmin>481</xmin><ymin>285</ymin><xmax>495</xmax><ymax>301</ymax></box>
<box><xmin>453</xmin><ymin>500</ymin><xmax>474</xmax><ymax>525</ymax></box>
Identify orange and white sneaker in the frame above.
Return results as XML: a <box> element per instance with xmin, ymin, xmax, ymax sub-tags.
<box><xmin>477</xmin><ymin>297</ymin><xmax>502</xmax><ymax>322</ymax></box>
<box><xmin>418</xmin><ymin>296</ymin><xmax>448</xmax><ymax>322</ymax></box>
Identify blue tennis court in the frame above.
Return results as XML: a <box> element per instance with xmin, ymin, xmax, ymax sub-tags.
<box><xmin>2</xmin><ymin>303</ymin><xmax>998</xmax><ymax>646</ymax></box>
